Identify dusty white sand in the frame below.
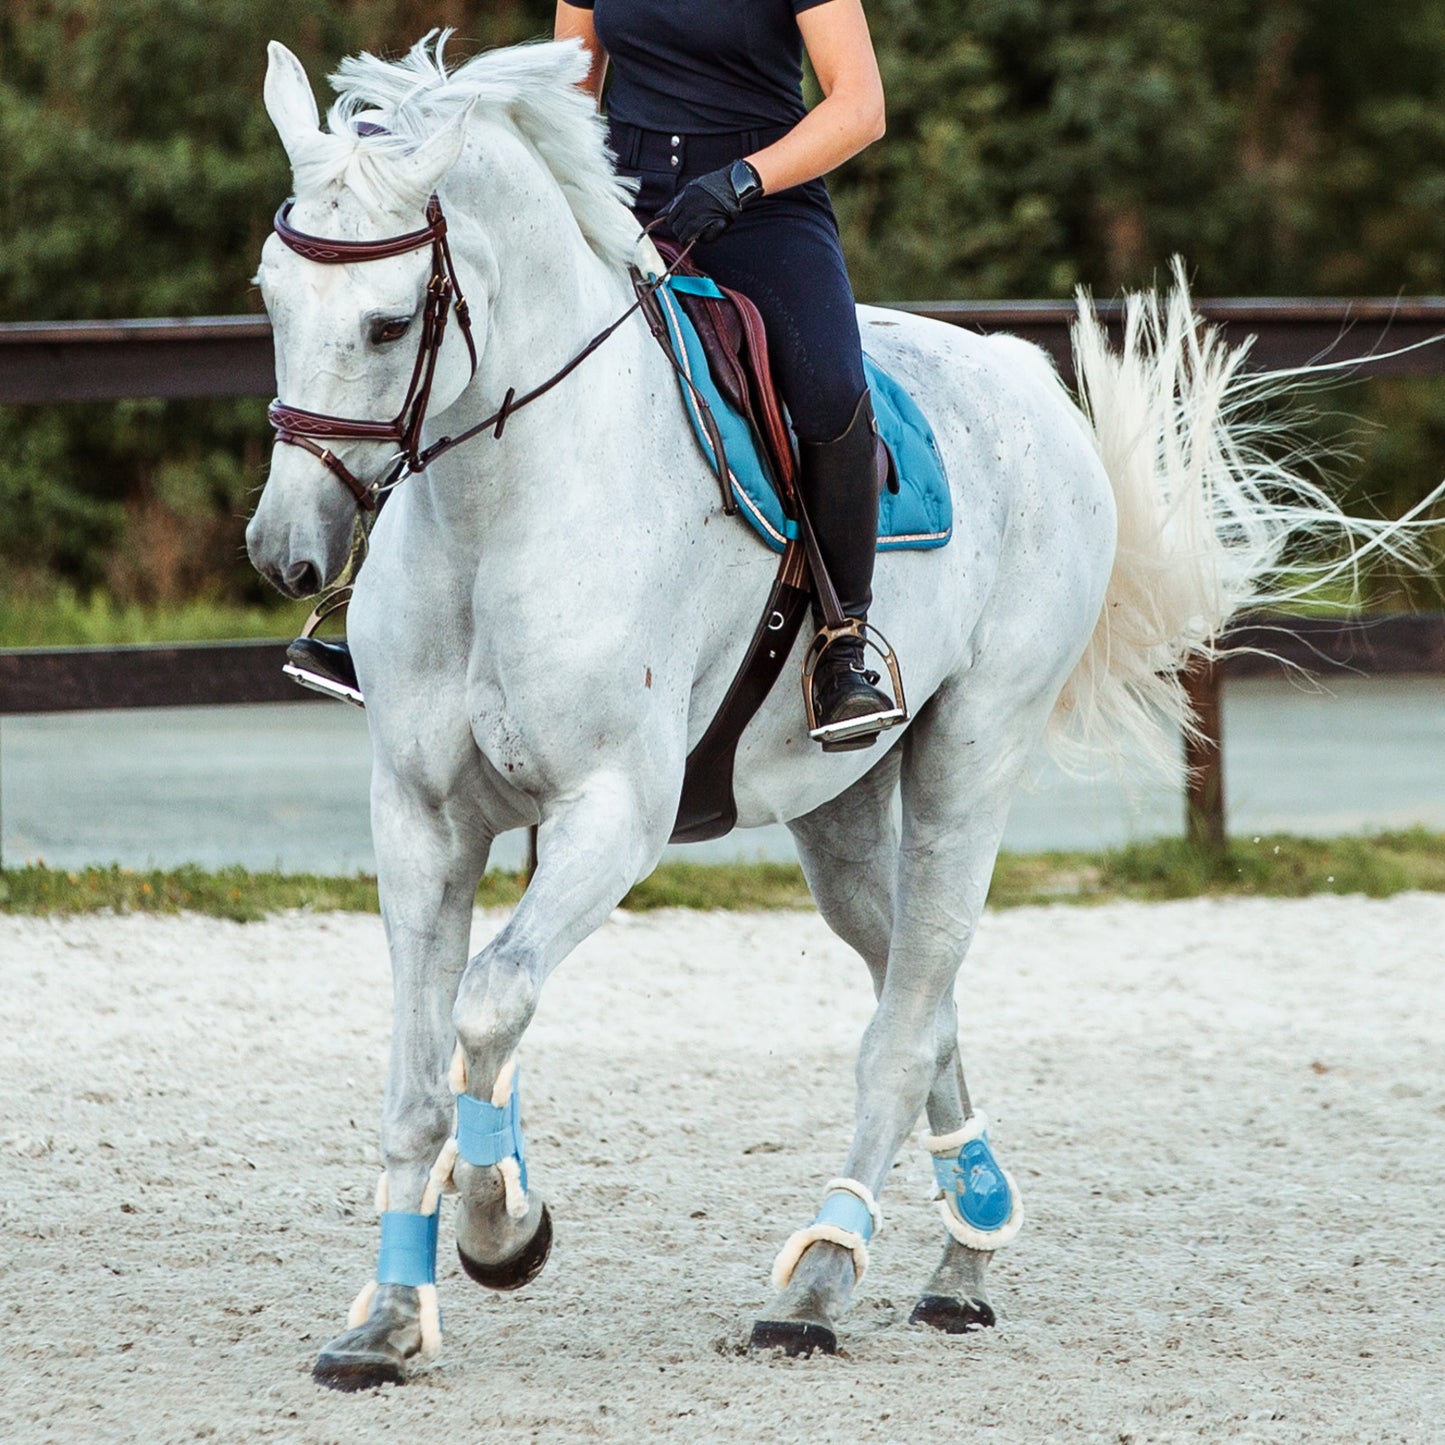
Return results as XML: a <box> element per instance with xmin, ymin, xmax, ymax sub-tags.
<box><xmin>1</xmin><ymin>895</ymin><xmax>1442</xmax><ymax>1444</ymax></box>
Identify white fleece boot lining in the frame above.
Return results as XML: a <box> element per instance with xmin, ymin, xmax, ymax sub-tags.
<box><xmin>490</xmin><ymin>1056</ymin><xmax>519</xmax><ymax>1109</ymax></box>
<box><xmin>422</xmin><ymin>1138</ymin><xmax>459</xmax><ymax>1213</ymax></box>
<box><xmin>498</xmin><ymin>1156</ymin><xmax>529</xmax><ymax>1220</ymax></box>
<box><xmin>415</xmin><ymin>1284</ymin><xmax>443</xmax><ymax>1360</ymax></box>
<box><xmin>346</xmin><ymin>1278</ymin><xmax>379</xmax><ymax>1331</ymax></box>
<box><xmin>771</xmin><ymin>1224</ymin><xmax>870</xmax><ymax>1292</ymax></box>
<box><xmin>921</xmin><ymin>1110</ymin><xmax>991</xmax><ymax>1159</ymax></box>
<box><xmin>769</xmin><ymin>1178</ymin><xmax>882</xmax><ymax>1292</ymax></box>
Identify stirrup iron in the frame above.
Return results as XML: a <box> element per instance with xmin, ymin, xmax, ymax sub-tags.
<box><xmin>282</xmin><ymin>585</ymin><xmax>365</xmax><ymax>707</ymax></box>
<box><xmin>802</xmin><ymin>618</ymin><xmax>908</xmax><ymax>746</ymax></box>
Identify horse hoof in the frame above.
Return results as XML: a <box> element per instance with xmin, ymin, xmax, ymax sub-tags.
<box><xmin>748</xmin><ymin>1320</ymin><xmax>838</xmax><ymax>1357</ymax></box>
<box><xmin>909</xmin><ymin>1294</ymin><xmax>996</xmax><ymax>1334</ymax></box>
<box><xmin>312</xmin><ymin>1348</ymin><xmax>407</xmax><ymax>1392</ymax></box>
<box><xmin>457</xmin><ymin>1202</ymin><xmax>553</xmax><ymax>1291</ymax></box>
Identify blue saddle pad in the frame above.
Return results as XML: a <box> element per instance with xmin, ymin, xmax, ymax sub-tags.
<box><xmin>654</xmin><ymin>274</ymin><xmax>953</xmax><ymax>554</ymax></box>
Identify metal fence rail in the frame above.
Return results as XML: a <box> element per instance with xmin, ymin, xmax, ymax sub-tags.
<box><xmin>4</xmin><ymin>298</ymin><xmax>1445</xmax><ymax>405</ymax></box>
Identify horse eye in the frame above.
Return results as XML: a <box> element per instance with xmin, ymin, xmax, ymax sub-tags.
<box><xmin>370</xmin><ymin>316</ymin><xmax>413</xmax><ymax>345</ymax></box>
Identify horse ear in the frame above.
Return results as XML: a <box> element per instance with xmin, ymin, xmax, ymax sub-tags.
<box><xmin>393</xmin><ymin>100</ymin><xmax>476</xmax><ymax>199</ymax></box>
<box><xmin>264</xmin><ymin>41</ymin><xmax>323</xmax><ymax>171</ymax></box>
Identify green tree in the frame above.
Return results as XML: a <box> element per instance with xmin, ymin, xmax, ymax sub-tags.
<box><xmin>1</xmin><ymin>0</ymin><xmax>1443</xmax><ymax>612</ymax></box>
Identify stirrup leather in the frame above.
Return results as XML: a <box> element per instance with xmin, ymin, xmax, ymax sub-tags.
<box><xmin>802</xmin><ymin>618</ymin><xmax>908</xmax><ymax>744</ymax></box>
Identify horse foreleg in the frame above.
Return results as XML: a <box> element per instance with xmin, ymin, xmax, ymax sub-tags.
<box><xmin>312</xmin><ymin>769</ymin><xmax>489</xmax><ymax>1392</ymax></box>
<box><xmin>446</xmin><ymin>774</ymin><xmax>663</xmax><ymax>1293</ymax></box>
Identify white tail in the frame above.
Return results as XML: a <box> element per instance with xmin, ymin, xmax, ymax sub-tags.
<box><xmin>1051</xmin><ymin>259</ymin><xmax>1434</xmax><ymax>778</ymax></box>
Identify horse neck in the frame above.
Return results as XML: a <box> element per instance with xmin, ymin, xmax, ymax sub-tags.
<box><xmin>393</xmin><ymin>124</ymin><xmax>646</xmax><ymax>551</ymax></box>
<box><xmin>442</xmin><ymin>124</ymin><xmax>638</xmax><ymax>452</ymax></box>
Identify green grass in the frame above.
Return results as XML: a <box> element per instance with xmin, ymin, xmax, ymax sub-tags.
<box><xmin>0</xmin><ymin>590</ymin><xmax>311</xmax><ymax>648</ymax></box>
<box><xmin>4</xmin><ymin>831</ymin><xmax>1445</xmax><ymax>921</ymax></box>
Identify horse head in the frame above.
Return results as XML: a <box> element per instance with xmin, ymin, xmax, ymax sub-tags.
<box><xmin>247</xmin><ymin>42</ymin><xmax>479</xmax><ymax>598</ymax></box>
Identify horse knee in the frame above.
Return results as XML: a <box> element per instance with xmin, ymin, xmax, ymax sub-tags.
<box><xmin>452</xmin><ymin>952</ymin><xmax>540</xmax><ymax>1068</ymax></box>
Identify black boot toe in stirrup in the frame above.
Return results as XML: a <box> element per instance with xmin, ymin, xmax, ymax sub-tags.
<box><xmin>807</xmin><ymin>630</ymin><xmax>906</xmax><ymax>751</ymax></box>
<box><xmin>284</xmin><ymin>637</ymin><xmax>364</xmax><ymax>707</ymax></box>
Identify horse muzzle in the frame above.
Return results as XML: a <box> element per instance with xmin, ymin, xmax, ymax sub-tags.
<box><xmin>246</xmin><ymin>463</ymin><xmax>356</xmax><ymax>599</ymax></box>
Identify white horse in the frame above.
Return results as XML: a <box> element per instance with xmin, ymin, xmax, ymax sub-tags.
<box><xmin>248</xmin><ymin>34</ymin><xmax>1367</xmax><ymax>1388</ymax></box>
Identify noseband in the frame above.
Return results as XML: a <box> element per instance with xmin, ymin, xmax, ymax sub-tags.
<box><xmin>267</xmin><ymin>193</ymin><xmax>478</xmax><ymax>512</ymax></box>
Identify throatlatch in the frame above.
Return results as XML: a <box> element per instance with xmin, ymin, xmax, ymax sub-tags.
<box><xmin>922</xmin><ymin>1112</ymin><xmax>1024</xmax><ymax>1251</ymax></box>
<box><xmin>771</xmin><ymin>1177</ymin><xmax>883</xmax><ymax>1289</ymax></box>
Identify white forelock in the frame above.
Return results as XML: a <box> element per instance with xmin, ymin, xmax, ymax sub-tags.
<box><xmin>295</xmin><ymin>30</ymin><xmax>639</xmax><ymax>267</ymax></box>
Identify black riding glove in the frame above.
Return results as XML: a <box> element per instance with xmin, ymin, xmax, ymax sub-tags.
<box><xmin>665</xmin><ymin>161</ymin><xmax>764</xmax><ymax>247</ymax></box>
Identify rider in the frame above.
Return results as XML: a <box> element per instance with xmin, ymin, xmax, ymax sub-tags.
<box><xmin>288</xmin><ymin>1</ymin><xmax>902</xmax><ymax>748</ymax></box>
<box><xmin>557</xmin><ymin>0</ymin><xmax>903</xmax><ymax>749</ymax></box>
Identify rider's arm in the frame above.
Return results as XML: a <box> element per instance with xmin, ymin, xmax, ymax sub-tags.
<box><xmin>554</xmin><ymin>2</ymin><xmax>609</xmax><ymax>101</ymax></box>
<box><xmin>745</xmin><ymin>0</ymin><xmax>885</xmax><ymax>196</ymax></box>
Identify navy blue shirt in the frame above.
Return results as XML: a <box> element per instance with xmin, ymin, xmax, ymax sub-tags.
<box><xmin>572</xmin><ymin>0</ymin><xmax>835</xmax><ymax>135</ymax></box>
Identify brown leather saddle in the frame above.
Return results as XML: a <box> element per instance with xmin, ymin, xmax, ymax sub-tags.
<box><xmin>633</xmin><ymin>242</ymin><xmax>899</xmax><ymax>844</ymax></box>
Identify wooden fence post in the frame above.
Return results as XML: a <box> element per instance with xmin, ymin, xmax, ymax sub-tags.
<box><xmin>1183</xmin><ymin>659</ymin><xmax>1226</xmax><ymax>855</ymax></box>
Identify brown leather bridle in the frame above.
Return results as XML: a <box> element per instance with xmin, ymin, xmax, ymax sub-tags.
<box><xmin>268</xmin><ymin>193</ymin><xmax>700</xmax><ymax>514</ymax></box>
<box><xmin>267</xmin><ymin>193</ymin><xmax>478</xmax><ymax>512</ymax></box>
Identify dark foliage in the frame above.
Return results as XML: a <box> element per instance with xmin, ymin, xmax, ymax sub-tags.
<box><xmin>2</xmin><ymin>0</ymin><xmax>1443</xmax><ymax>609</ymax></box>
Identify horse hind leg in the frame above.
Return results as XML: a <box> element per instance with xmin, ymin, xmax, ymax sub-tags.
<box><xmin>909</xmin><ymin>1050</ymin><xmax>1004</xmax><ymax>1335</ymax></box>
<box><xmin>749</xmin><ymin>752</ymin><xmax>901</xmax><ymax>1355</ymax></box>
<box><xmin>896</xmin><ymin>687</ymin><xmax>1033</xmax><ymax>1339</ymax></box>
<box><xmin>754</xmin><ymin>689</ymin><xmax>1031</xmax><ymax>1353</ymax></box>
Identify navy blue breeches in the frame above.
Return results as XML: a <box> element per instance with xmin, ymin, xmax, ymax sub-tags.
<box><xmin>610</xmin><ymin>121</ymin><xmax>868</xmax><ymax>445</ymax></box>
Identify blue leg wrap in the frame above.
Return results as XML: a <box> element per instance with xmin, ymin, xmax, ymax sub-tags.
<box><xmin>375</xmin><ymin>1208</ymin><xmax>440</xmax><ymax>1288</ymax></box>
<box><xmin>771</xmin><ymin>1178</ymin><xmax>882</xmax><ymax>1289</ymax></box>
<box><xmin>455</xmin><ymin>1066</ymin><xmax>527</xmax><ymax>1197</ymax></box>
<box><xmin>925</xmin><ymin>1114</ymin><xmax>1024</xmax><ymax>1249</ymax></box>
<box><xmin>345</xmin><ymin>1193</ymin><xmax>445</xmax><ymax>1353</ymax></box>
<box><xmin>814</xmin><ymin>1189</ymin><xmax>877</xmax><ymax>1243</ymax></box>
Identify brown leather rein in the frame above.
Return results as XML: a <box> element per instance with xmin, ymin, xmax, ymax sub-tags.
<box><xmin>268</xmin><ymin>194</ymin><xmax>691</xmax><ymax>512</ymax></box>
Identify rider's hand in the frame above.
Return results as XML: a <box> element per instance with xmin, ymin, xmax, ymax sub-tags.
<box><xmin>665</xmin><ymin>161</ymin><xmax>764</xmax><ymax>247</ymax></box>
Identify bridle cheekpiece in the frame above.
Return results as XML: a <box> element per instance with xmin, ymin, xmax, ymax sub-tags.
<box><xmin>267</xmin><ymin>193</ymin><xmax>478</xmax><ymax>511</ymax></box>
<box><xmin>267</xmin><ymin>186</ymin><xmax>695</xmax><ymax>514</ymax></box>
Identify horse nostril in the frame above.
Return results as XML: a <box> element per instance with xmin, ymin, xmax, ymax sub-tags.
<box><xmin>286</xmin><ymin>561</ymin><xmax>322</xmax><ymax>596</ymax></box>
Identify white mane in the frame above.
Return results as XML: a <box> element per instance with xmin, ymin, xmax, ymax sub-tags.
<box><xmin>294</xmin><ymin>31</ymin><xmax>640</xmax><ymax>270</ymax></box>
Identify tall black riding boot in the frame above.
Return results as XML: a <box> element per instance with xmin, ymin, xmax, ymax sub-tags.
<box><xmin>798</xmin><ymin>391</ymin><xmax>906</xmax><ymax>751</ymax></box>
